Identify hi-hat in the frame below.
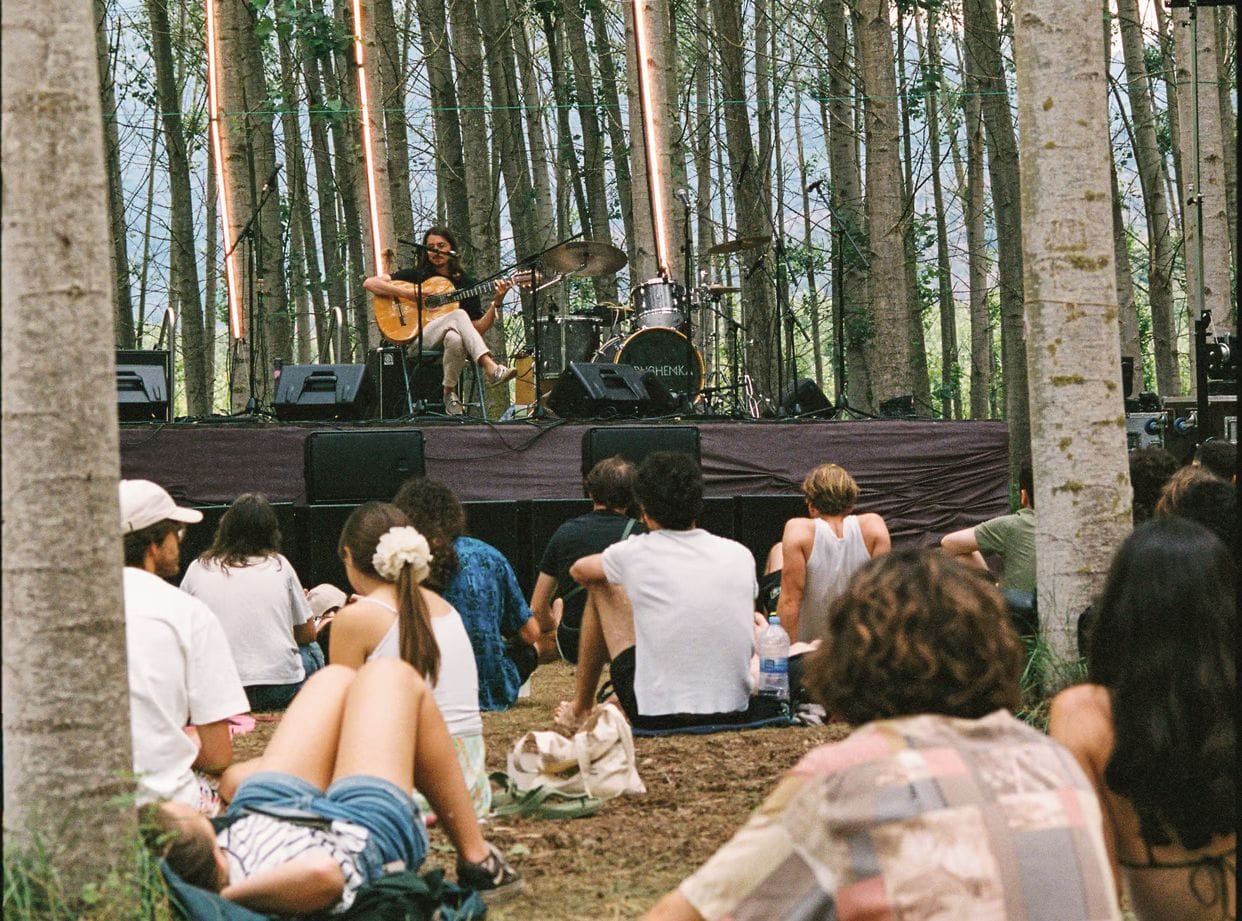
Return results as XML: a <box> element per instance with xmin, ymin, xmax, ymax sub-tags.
<box><xmin>706</xmin><ymin>235</ymin><xmax>770</xmax><ymax>256</ymax></box>
<box><xmin>544</xmin><ymin>240</ymin><xmax>627</xmax><ymax>277</ymax></box>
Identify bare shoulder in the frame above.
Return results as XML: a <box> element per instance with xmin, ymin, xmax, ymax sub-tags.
<box><xmin>422</xmin><ymin>587</ymin><xmax>453</xmax><ymax>618</ymax></box>
<box><xmin>333</xmin><ymin>598</ymin><xmax>394</xmax><ymax>632</ymax></box>
<box><xmin>1049</xmin><ymin>683</ymin><xmax>1114</xmax><ymax>761</ymax></box>
<box><xmin>856</xmin><ymin>512</ymin><xmax>888</xmax><ymax>533</ymax></box>
<box><xmin>782</xmin><ymin>516</ymin><xmax>816</xmax><ymax>543</ymax></box>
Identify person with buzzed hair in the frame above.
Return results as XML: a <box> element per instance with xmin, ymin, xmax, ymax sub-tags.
<box><xmin>120</xmin><ymin>479</ymin><xmax>248</xmax><ymax>815</ymax></box>
<box><xmin>530</xmin><ymin>456</ymin><xmax>646</xmax><ymax>663</ymax></box>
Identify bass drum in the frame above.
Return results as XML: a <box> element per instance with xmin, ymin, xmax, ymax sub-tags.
<box><xmin>594</xmin><ymin>327</ymin><xmax>705</xmax><ymax>398</ymax></box>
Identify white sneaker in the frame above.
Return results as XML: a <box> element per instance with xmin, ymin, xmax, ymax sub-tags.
<box><xmin>444</xmin><ymin>393</ymin><xmax>465</xmax><ymax>416</ymax></box>
<box><xmin>488</xmin><ymin>364</ymin><xmax>518</xmax><ymax>385</ymax></box>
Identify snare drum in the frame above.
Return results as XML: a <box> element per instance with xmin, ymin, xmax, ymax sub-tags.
<box><xmin>594</xmin><ymin>326</ymin><xmax>705</xmax><ymax>398</ymax></box>
<box><xmin>631</xmin><ymin>279</ymin><xmax>687</xmax><ymax>329</ymax></box>
<box><xmin>535</xmin><ymin>316</ymin><xmax>601</xmax><ymax>376</ymax></box>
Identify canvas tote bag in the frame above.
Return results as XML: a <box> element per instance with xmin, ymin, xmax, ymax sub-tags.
<box><xmin>506</xmin><ymin>703</ymin><xmax>646</xmax><ymax>800</ymax></box>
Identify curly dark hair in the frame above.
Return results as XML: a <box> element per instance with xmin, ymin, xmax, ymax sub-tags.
<box><xmin>804</xmin><ymin>550</ymin><xmax>1024</xmax><ymax>723</ymax></box>
<box><xmin>634</xmin><ymin>451</ymin><xmax>703</xmax><ymax>530</ymax></box>
<box><xmin>392</xmin><ymin>477</ymin><xmax>465</xmax><ymax>590</ymax></box>
<box><xmin>584</xmin><ymin>456</ymin><xmax>638</xmax><ymax>514</ymax></box>
<box><xmin>1087</xmin><ymin>518</ymin><xmax>1236</xmax><ymax>850</ymax></box>
<box><xmin>1127</xmin><ymin>447</ymin><xmax>1179</xmax><ymax>524</ymax></box>
<box><xmin>199</xmin><ymin>493</ymin><xmax>282</xmax><ymax>572</ymax></box>
<box><xmin>1195</xmin><ymin>439</ymin><xmax>1237</xmax><ymax>481</ymax></box>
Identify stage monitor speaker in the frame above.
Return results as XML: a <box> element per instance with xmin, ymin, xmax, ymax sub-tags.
<box><xmin>274</xmin><ymin>364</ymin><xmax>374</xmax><ymax>422</ymax></box>
<box><xmin>116</xmin><ymin>349</ymin><xmax>172</xmax><ymax>422</ymax></box>
<box><xmin>780</xmin><ymin>378</ymin><xmax>835</xmax><ymax>419</ymax></box>
<box><xmin>581</xmin><ymin>425</ymin><xmax>702</xmax><ymax>475</ymax></box>
<box><xmin>548</xmin><ymin>362</ymin><xmax>654</xmax><ymax>419</ymax></box>
<box><xmin>304</xmin><ymin>429</ymin><xmax>425</xmax><ymax>503</ymax></box>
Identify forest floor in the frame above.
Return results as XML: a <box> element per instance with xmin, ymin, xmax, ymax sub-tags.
<box><xmin>234</xmin><ymin>660</ymin><xmax>851</xmax><ymax>921</ymax></box>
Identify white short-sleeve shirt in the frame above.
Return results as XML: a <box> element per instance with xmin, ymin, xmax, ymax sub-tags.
<box><xmin>601</xmin><ymin>529</ymin><xmax>757</xmax><ymax>716</ymax></box>
<box><xmin>124</xmin><ymin>567</ymin><xmax>249</xmax><ymax>807</ymax></box>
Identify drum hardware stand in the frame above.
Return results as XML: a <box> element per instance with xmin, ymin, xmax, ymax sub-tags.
<box><xmin>701</xmin><ymin>292</ymin><xmax>756</xmax><ymax>419</ymax></box>
<box><xmin>518</xmin><ymin>234</ymin><xmax>583</xmax><ymax>419</ymax></box>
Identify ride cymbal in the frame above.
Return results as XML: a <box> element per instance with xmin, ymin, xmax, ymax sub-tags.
<box><xmin>543</xmin><ymin>240</ymin><xmax>627</xmax><ymax>277</ymax></box>
<box><xmin>706</xmin><ymin>235</ymin><xmax>771</xmax><ymax>256</ymax></box>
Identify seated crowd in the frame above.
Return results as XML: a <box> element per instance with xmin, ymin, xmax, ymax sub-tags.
<box><xmin>125</xmin><ymin>439</ymin><xmax>1235</xmax><ymax>919</ymax></box>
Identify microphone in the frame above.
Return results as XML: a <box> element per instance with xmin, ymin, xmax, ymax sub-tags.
<box><xmin>261</xmin><ymin>163</ymin><xmax>283</xmax><ymax>194</ymax></box>
<box><xmin>409</xmin><ymin>240</ymin><xmax>459</xmax><ymax>259</ymax></box>
<box><xmin>804</xmin><ymin>178</ymin><xmax>823</xmax><ymax>195</ymax></box>
<box><xmin>674</xmin><ymin>189</ymin><xmax>691</xmax><ymax>204</ymax></box>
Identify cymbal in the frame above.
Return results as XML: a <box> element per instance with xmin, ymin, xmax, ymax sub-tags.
<box><xmin>706</xmin><ymin>235</ymin><xmax>771</xmax><ymax>256</ymax></box>
<box><xmin>543</xmin><ymin>240</ymin><xmax>627</xmax><ymax>277</ymax></box>
<box><xmin>703</xmin><ymin>284</ymin><xmax>741</xmax><ymax>296</ymax></box>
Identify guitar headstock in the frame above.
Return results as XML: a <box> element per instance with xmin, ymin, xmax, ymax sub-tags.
<box><xmin>512</xmin><ymin>268</ymin><xmax>543</xmax><ymax>289</ymax></box>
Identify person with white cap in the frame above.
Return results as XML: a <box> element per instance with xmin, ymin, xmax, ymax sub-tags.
<box><xmin>120</xmin><ymin>479</ymin><xmax>249</xmax><ymax>815</ymax></box>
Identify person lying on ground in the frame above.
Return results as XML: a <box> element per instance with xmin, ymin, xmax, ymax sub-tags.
<box><xmin>328</xmin><ymin>501</ymin><xmax>491</xmax><ymax>817</ymax></box>
<box><xmin>393</xmin><ymin>477</ymin><xmax>552</xmax><ymax>710</ymax></box>
<box><xmin>643</xmin><ymin>550</ymin><xmax>1123</xmax><ymax>921</ymax></box>
<box><xmin>529</xmin><ymin>455</ymin><xmax>646</xmax><ymax>664</ymax></box>
<box><xmin>556</xmin><ymin>451</ymin><xmax>769</xmax><ymax>731</ymax></box>
<box><xmin>940</xmin><ymin>457</ymin><xmax>1036</xmax><ymax>593</ymax></box>
<box><xmin>1051</xmin><ymin>518</ymin><xmax>1235</xmax><ymax>921</ymax></box>
<box><xmin>120</xmin><ymin>479</ymin><xmax>249</xmax><ymax>815</ymax></box>
<box><xmin>149</xmin><ymin>659</ymin><xmax>522</xmax><ymax>916</ymax></box>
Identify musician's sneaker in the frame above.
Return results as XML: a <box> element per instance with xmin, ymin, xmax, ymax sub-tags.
<box><xmin>445</xmin><ymin>393</ymin><xmax>465</xmax><ymax>416</ymax></box>
<box><xmin>488</xmin><ymin>364</ymin><xmax>518</xmax><ymax>385</ymax></box>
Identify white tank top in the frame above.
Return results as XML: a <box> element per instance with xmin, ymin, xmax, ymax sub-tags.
<box><xmin>798</xmin><ymin>516</ymin><xmax>871</xmax><ymax>642</ymax></box>
<box><xmin>365</xmin><ymin>599</ymin><xmax>483</xmax><ymax>737</ymax></box>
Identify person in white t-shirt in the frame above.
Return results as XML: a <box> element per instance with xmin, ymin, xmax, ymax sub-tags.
<box><xmin>557</xmin><ymin>451</ymin><xmax>767</xmax><ymax>731</ymax></box>
<box><xmin>180</xmin><ymin>493</ymin><xmax>323</xmax><ymax>711</ymax></box>
<box><xmin>119</xmin><ymin>479</ymin><xmax>250</xmax><ymax>815</ymax></box>
<box><xmin>328</xmin><ymin>501</ymin><xmax>491</xmax><ymax>817</ymax></box>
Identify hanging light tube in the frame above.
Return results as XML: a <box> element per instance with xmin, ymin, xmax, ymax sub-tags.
<box><xmin>632</xmin><ymin>0</ymin><xmax>671</xmax><ymax>279</ymax></box>
<box><xmin>351</xmin><ymin>0</ymin><xmax>387</xmax><ymax>276</ymax></box>
<box><xmin>204</xmin><ymin>0</ymin><xmax>243</xmax><ymax>339</ymax></box>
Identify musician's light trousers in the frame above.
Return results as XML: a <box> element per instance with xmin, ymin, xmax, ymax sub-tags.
<box><xmin>416</xmin><ymin>310</ymin><xmax>489</xmax><ymax>389</ymax></box>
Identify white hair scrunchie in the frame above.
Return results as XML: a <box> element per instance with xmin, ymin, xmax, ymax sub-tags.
<box><xmin>372</xmin><ymin>526</ymin><xmax>434</xmax><ymax>584</ymax></box>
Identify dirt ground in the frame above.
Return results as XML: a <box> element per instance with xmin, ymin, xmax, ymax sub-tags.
<box><xmin>234</xmin><ymin>660</ymin><xmax>851</xmax><ymax>920</ymax></box>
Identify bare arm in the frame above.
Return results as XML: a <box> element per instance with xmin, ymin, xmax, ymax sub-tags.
<box><xmin>363</xmin><ymin>274</ymin><xmax>418</xmax><ymax>300</ymax></box>
<box><xmin>569</xmin><ymin>553</ymin><xmax>608</xmax><ymax>587</ymax></box>
<box><xmin>293</xmin><ymin>620</ymin><xmax>318</xmax><ymax>646</ymax></box>
<box><xmin>528</xmin><ymin>572</ymin><xmax>559</xmax><ymax>633</ymax></box>
<box><xmin>191</xmin><ymin>720</ymin><xmax>234</xmax><ymax>775</ymax></box>
<box><xmin>642</xmin><ymin>891</ymin><xmax>706</xmax><ymax>921</ymax></box>
<box><xmin>859</xmin><ymin>513</ymin><xmax>892</xmax><ymax>557</ymax></box>
<box><xmin>940</xmin><ymin>525</ymin><xmax>980</xmax><ymax>558</ymax></box>
<box><xmin>774</xmin><ymin>519</ymin><xmax>813</xmax><ymax>642</ymax></box>
<box><xmin>472</xmin><ymin>279</ymin><xmax>512</xmax><ymax>334</ymax></box>
<box><xmin>221</xmin><ymin>851</ymin><xmax>345</xmax><ymax>914</ymax></box>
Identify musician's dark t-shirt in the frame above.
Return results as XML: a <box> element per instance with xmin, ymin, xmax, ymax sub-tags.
<box><xmin>390</xmin><ymin>266</ymin><xmax>485</xmax><ymax>321</ymax></box>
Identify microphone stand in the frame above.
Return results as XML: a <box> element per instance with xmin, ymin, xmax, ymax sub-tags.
<box><xmin>678</xmin><ymin>192</ymin><xmax>696</xmax><ymax>414</ymax></box>
<box><xmin>520</xmin><ymin>233</ymin><xmax>584</xmax><ymax>419</ymax></box>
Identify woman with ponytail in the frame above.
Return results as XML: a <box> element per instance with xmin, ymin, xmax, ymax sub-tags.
<box><xmin>328</xmin><ymin>502</ymin><xmax>490</xmax><ymax>817</ymax></box>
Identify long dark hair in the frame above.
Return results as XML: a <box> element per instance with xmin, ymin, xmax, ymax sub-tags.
<box><xmin>199</xmin><ymin>493</ymin><xmax>281</xmax><ymax>572</ymax></box>
<box><xmin>392</xmin><ymin>478</ymin><xmax>464</xmax><ymax>591</ymax></box>
<box><xmin>1088</xmin><ymin>517</ymin><xmax>1236</xmax><ymax>849</ymax></box>
<box><xmin>414</xmin><ymin>225</ymin><xmax>465</xmax><ymax>279</ymax></box>
<box><xmin>338</xmin><ymin>502</ymin><xmax>440</xmax><ymax>684</ymax></box>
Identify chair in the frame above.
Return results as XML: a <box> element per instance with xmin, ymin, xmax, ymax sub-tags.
<box><xmin>409</xmin><ymin>347</ymin><xmax>489</xmax><ymax>420</ymax></box>
<box><xmin>374</xmin><ymin>345</ymin><xmax>488</xmax><ymax>420</ymax></box>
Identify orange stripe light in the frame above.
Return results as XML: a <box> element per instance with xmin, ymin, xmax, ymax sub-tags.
<box><xmin>632</xmin><ymin>0</ymin><xmax>671</xmax><ymax>279</ymax></box>
<box><xmin>351</xmin><ymin>0</ymin><xmax>386</xmax><ymax>275</ymax></box>
<box><xmin>205</xmin><ymin>0</ymin><xmax>242</xmax><ymax>339</ymax></box>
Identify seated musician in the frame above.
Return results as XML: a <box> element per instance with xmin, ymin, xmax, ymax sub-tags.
<box><xmin>363</xmin><ymin>226</ymin><xmax>516</xmax><ymax>416</ymax></box>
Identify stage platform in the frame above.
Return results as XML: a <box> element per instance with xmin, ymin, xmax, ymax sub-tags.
<box><xmin>120</xmin><ymin>416</ymin><xmax>1009</xmax><ymax>592</ymax></box>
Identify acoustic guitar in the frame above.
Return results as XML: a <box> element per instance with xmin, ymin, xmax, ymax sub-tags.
<box><xmin>374</xmin><ymin>270</ymin><xmax>539</xmax><ymax>344</ymax></box>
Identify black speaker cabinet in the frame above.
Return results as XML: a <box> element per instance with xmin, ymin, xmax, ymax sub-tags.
<box><xmin>274</xmin><ymin>364</ymin><xmax>374</xmax><ymax>422</ymax></box>
<box><xmin>781</xmin><ymin>378</ymin><xmax>835</xmax><ymax>419</ymax></box>
<box><xmin>116</xmin><ymin>349</ymin><xmax>172</xmax><ymax>422</ymax></box>
<box><xmin>304</xmin><ymin>429</ymin><xmax>425</xmax><ymax>503</ymax></box>
<box><xmin>581</xmin><ymin>425</ymin><xmax>702</xmax><ymax>475</ymax></box>
<box><xmin>548</xmin><ymin>362</ymin><xmax>654</xmax><ymax>419</ymax></box>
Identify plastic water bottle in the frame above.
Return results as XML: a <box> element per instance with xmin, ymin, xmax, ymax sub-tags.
<box><xmin>757</xmin><ymin>615</ymin><xmax>790</xmax><ymax>701</ymax></box>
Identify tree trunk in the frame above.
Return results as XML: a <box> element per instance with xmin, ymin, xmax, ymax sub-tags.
<box><xmin>1152</xmin><ymin>0</ymin><xmax>1186</xmax><ymax>235</ymax></box>
<box><xmin>136</xmin><ymin>111</ymin><xmax>160</xmax><ymax>347</ymax></box>
<box><xmin>94</xmin><ymin>0</ymin><xmax>135</xmax><ymax>348</ymax></box>
<box><xmin>369</xmin><ymin>0</ymin><xmax>417</xmax><ymax>268</ymax></box>
<box><xmin>1013</xmin><ymin>0</ymin><xmax>1133</xmax><ymax>683</ymax></box>
<box><xmin>447</xmin><ymin>0</ymin><xmax>495</xmax><ymax>267</ymax></box>
<box><xmin>512</xmin><ymin>17</ymin><xmax>556</xmax><ymax>251</ymax></box>
<box><xmin>1110</xmin><ymin>157</ymin><xmax>1141</xmax><ymax>390</ymax></box>
<box><xmin>793</xmin><ymin>73</ymin><xmax>825</xmax><ymax>388</ymax></box>
<box><xmin>1215</xmin><ymin>7</ymin><xmax>1236</xmax><ymax>263</ymax></box>
<box><xmin>1116</xmin><ymin>0</ymin><xmax>1179</xmax><ymax>395</ymax></box>
<box><xmin>414</xmin><ymin>0</ymin><xmax>471</xmax><ymax>245</ymax></box>
<box><xmin>960</xmin><ymin>77</ymin><xmax>994</xmax><ymax>419</ymax></box>
<box><xmin>148</xmin><ymin>0</ymin><xmax>208</xmax><ymax>414</ymax></box>
<box><xmin>1173</xmin><ymin>4</ymin><xmax>1235</xmax><ymax>340</ymax></box>
<box><xmin>2</xmin><ymin>0</ymin><xmax>136</xmax><ymax>889</ymax></box>
<box><xmin>587</xmin><ymin>0</ymin><xmax>636</xmax><ymax>267</ymax></box>
<box><xmin>204</xmin><ymin>150</ymin><xmax>218</xmax><ymax>394</ymax></box>
<box><xmin>855</xmin><ymin>0</ymin><xmax>913</xmax><ymax>406</ymax></box>
<box><xmin>964</xmin><ymin>0</ymin><xmax>1030</xmax><ymax>480</ymax></box>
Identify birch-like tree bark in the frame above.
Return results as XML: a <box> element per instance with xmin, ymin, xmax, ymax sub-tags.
<box><xmin>1013</xmin><ymin>0</ymin><xmax>1132</xmax><ymax>680</ymax></box>
<box><xmin>447</xmin><ymin>0</ymin><xmax>495</xmax><ymax>267</ymax></box>
<box><xmin>2</xmin><ymin>0</ymin><xmax>136</xmax><ymax>888</ymax></box>
<box><xmin>1214</xmin><ymin>7</ymin><xmax>1236</xmax><ymax>261</ymax></box>
<box><xmin>1110</xmin><ymin>157</ymin><xmax>1142</xmax><ymax>388</ymax></box>
<box><xmin>587</xmin><ymin>0</ymin><xmax>636</xmax><ymax>265</ymax></box>
<box><xmin>414</xmin><ymin>0</ymin><xmax>471</xmax><ymax>243</ymax></box>
<box><xmin>95</xmin><ymin>0</ymin><xmax>135</xmax><ymax>348</ymax></box>
<box><xmin>369</xmin><ymin>0</ymin><xmax>417</xmax><ymax>267</ymax></box>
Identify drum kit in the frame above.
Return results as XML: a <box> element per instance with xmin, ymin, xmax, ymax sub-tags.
<box><xmin>527</xmin><ymin>235</ymin><xmax>769</xmax><ymax>416</ymax></box>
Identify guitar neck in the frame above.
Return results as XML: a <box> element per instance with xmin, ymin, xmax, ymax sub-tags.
<box><xmin>425</xmin><ymin>277</ymin><xmax>499</xmax><ymax>309</ymax></box>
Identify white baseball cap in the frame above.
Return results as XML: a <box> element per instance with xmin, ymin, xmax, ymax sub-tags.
<box><xmin>306</xmin><ymin>583</ymin><xmax>348</xmax><ymax>619</ymax></box>
<box><xmin>119</xmin><ymin>479</ymin><xmax>204</xmax><ymax>534</ymax></box>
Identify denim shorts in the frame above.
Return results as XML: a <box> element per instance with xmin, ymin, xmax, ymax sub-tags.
<box><xmin>230</xmin><ymin>771</ymin><xmax>427</xmax><ymax>882</ymax></box>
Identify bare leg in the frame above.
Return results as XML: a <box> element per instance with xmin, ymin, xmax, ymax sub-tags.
<box><xmin>563</xmin><ymin>586</ymin><xmax>633</xmax><ymax>721</ymax></box>
<box><xmin>764</xmin><ymin>541</ymin><xmax>783</xmax><ymax>574</ymax></box>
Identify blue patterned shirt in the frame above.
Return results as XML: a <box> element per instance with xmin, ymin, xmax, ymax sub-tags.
<box><xmin>442</xmin><ymin>537</ymin><xmax>532</xmax><ymax>710</ymax></box>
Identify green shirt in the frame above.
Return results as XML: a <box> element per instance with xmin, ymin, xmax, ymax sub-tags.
<box><xmin>975</xmin><ymin>506</ymin><xmax>1036</xmax><ymax>593</ymax></box>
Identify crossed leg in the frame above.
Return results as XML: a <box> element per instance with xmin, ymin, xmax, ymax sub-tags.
<box><xmin>557</xmin><ymin>584</ymin><xmax>634</xmax><ymax>728</ymax></box>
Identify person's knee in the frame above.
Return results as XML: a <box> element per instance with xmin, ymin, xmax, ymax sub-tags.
<box><xmin>305</xmin><ymin>663</ymin><xmax>358</xmax><ymax>693</ymax></box>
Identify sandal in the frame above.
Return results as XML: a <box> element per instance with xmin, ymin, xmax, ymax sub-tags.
<box><xmin>489</xmin><ymin>771</ymin><xmax>603</xmax><ymax>820</ymax></box>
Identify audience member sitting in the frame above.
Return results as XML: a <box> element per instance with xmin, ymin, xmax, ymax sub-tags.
<box><xmin>393</xmin><ymin>477</ymin><xmax>551</xmax><ymax>711</ymax></box>
<box><xmin>181</xmin><ymin>493</ymin><xmax>323</xmax><ymax>711</ymax></box>
<box><xmin>1159</xmin><ymin>475</ymin><xmax>1237</xmax><ymax>556</ymax></box>
<box><xmin>1128</xmin><ymin>446</ymin><xmax>1180</xmax><ymax>524</ymax></box>
<box><xmin>644</xmin><ymin>551</ymin><xmax>1123</xmax><ymax>921</ymax></box>
<box><xmin>941</xmin><ymin>458</ymin><xmax>1037</xmax><ymax>593</ymax></box>
<box><xmin>766</xmin><ymin>463</ymin><xmax>890</xmax><ymax>644</ymax></box>
<box><xmin>557</xmin><ymin>451</ymin><xmax>768</xmax><ymax>731</ymax></box>
<box><xmin>530</xmin><ymin>456</ymin><xmax>646</xmax><ymax>664</ymax></box>
<box><xmin>328</xmin><ymin>502</ymin><xmax>490</xmax><ymax>817</ymax></box>
<box><xmin>1051</xmin><ymin>519</ymin><xmax>1235</xmax><ymax>921</ymax></box>
<box><xmin>149</xmin><ymin>659</ymin><xmax>522</xmax><ymax>915</ymax></box>
<box><xmin>305</xmin><ymin>582</ymin><xmax>348</xmax><ymax>660</ymax></box>
<box><xmin>1194</xmin><ymin>438</ymin><xmax>1237</xmax><ymax>483</ymax></box>
<box><xmin>119</xmin><ymin>479</ymin><xmax>248</xmax><ymax>815</ymax></box>
<box><xmin>1153</xmin><ymin>464</ymin><xmax>1221</xmax><ymax>518</ymax></box>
